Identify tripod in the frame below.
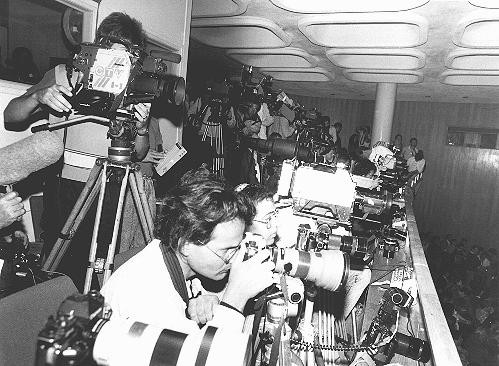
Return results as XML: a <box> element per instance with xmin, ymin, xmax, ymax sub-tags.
<box><xmin>42</xmin><ymin>157</ymin><xmax>154</xmax><ymax>293</ymax></box>
<box><xmin>198</xmin><ymin>101</ymin><xmax>227</xmax><ymax>177</ymax></box>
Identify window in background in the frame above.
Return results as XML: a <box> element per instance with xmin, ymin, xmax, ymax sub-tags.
<box><xmin>447</xmin><ymin>126</ymin><xmax>499</xmax><ymax>150</ymax></box>
<box><xmin>0</xmin><ymin>0</ymin><xmax>82</xmax><ymax>84</ymax></box>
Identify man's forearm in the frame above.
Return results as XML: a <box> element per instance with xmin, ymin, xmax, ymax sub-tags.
<box><xmin>135</xmin><ymin>133</ymin><xmax>150</xmax><ymax>161</ymax></box>
<box><xmin>4</xmin><ymin>93</ymin><xmax>40</xmax><ymax>125</ymax></box>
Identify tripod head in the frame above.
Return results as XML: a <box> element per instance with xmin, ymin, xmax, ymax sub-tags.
<box><xmin>31</xmin><ymin>114</ymin><xmax>136</xmax><ymax>163</ymax></box>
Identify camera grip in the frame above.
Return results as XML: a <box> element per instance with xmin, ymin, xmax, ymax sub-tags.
<box><xmin>31</xmin><ymin>123</ymin><xmax>50</xmax><ymax>133</ymax></box>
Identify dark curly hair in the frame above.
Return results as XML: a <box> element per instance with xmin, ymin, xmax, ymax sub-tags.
<box><xmin>235</xmin><ymin>184</ymin><xmax>273</xmax><ymax>225</ymax></box>
<box><xmin>155</xmin><ymin>168</ymin><xmax>254</xmax><ymax>251</ymax></box>
<box><xmin>96</xmin><ymin>12</ymin><xmax>145</xmax><ymax>48</ymax></box>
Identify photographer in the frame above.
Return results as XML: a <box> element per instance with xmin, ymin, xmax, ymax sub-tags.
<box><xmin>101</xmin><ymin>168</ymin><xmax>275</xmax><ymax>333</ymax></box>
<box><xmin>235</xmin><ymin>184</ymin><xmax>277</xmax><ymax>247</ymax></box>
<box><xmin>4</xmin><ymin>12</ymin><xmax>151</xmax><ymax>160</ymax></box>
<box><xmin>3</xmin><ymin>13</ymin><xmax>152</xmax><ymax>289</ymax></box>
<box><xmin>226</xmin><ymin>97</ymin><xmax>262</xmax><ymax>185</ymax></box>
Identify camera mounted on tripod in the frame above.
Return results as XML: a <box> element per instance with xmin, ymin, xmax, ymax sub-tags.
<box><xmin>65</xmin><ymin>38</ymin><xmax>185</xmax><ymax>161</ymax></box>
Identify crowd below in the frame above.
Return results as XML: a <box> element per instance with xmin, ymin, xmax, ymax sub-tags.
<box><xmin>421</xmin><ymin>233</ymin><xmax>498</xmax><ymax>365</ymax></box>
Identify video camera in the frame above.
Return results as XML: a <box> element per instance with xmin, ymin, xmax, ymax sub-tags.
<box><xmin>369</xmin><ymin>143</ymin><xmax>411</xmax><ymax>193</ymax></box>
<box><xmin>70</xmin><ymin>42</ymin><xmax>185</xmax><ymax>115</ymax></box>
<box><xmin>33</xmin><ymin>40</ymin><xmax>186</xmax><ymax>162</ymax></box>
<box><xmin>70</xmin><ymin>42</ymin><xmax>184</xmax><ymax>141</ymax></box>
<box><xmin>36</xmin><ymin>291</ymin><xmax>251</xmax><ymax>366</ymax></box>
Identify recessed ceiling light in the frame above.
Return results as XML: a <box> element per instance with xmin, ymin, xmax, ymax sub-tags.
<box><xmin>462</xmin><ymin>96</ymin><xmax>469</xmax><ymax>99</ymax></box>
<box><xmin>425</xmin><ymin>95</ymin><xmax>431</xmax><ymax>98</ymax></box>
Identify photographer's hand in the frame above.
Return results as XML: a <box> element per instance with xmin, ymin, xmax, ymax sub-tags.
<box><xmin>222</xmin><ymin>249</ymin><xmax>275</xmax><ymax>312</ymax></box>
<box><xmin>134</xmin><ymin>103</ymin><xmax>151</xmax><ymax>127</ymax></box>
<box><xmin>188</xmin><ymin>294</ymin><xmax>220</xmax><ymax>325</ymax></box>
<box><xmin>142</xmin><ymin>149</ymin><xmax>166</xmax><ymax>164</ymax></box>
<box><xmin>32</xmin><ymin>84</ymin><xmax>73</xmax><ymax>113</ymax></box>
<box><xmin>0</xmin><ymin>192</ymin><xmax>26</xmax><ymax>229</ymax></box>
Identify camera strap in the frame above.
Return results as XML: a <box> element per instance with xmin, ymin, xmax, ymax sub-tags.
<box><xmin>159</xmin><ymin>241</ymin><xmax>189</xmax><ymax>306</ymax></box>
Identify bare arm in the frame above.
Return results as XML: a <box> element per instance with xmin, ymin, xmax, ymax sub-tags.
<box><xmin>4</xmin><ymin>84</ymin><xmax>73</xmax><ymax>125</ymax></box>
<box><xmin>133</xmin><ymin>103</ymin><xmax>151</xmax><ymax>161</ymax></box>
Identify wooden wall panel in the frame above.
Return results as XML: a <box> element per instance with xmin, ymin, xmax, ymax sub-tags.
<box><xmin>289</xmin><ymin>96</ymin><xmax>499</xmax><ymax>249</ymax></box>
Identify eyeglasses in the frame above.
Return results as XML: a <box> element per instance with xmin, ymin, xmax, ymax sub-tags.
<box><xmin>253</xmin><ymin>210</ymin><xmax>278</xmax><ymax>229</ymax></box>
<box><xmin>198</xmin><ymin>240</ymin><xmax>239</xmax><ymax>265</ymax></box>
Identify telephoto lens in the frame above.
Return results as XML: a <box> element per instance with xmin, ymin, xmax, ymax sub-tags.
<box><xmin>271</xmin><ymin>248</ymin><xmax>349</xmax><ymax>292</ymax></box>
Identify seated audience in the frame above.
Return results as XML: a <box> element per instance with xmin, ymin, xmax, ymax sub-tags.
<box><xmin>421</xmin><ymin>232</ymin><xmax>498</xmax><ymax>365</ymax></box>
<box><xmin>101</xmin><ymin>168</ymin><xmax>275</xmax><ymax>333</ymax></box>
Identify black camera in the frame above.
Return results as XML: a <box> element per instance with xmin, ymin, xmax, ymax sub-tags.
<box><xmin>36</xmin><ymin>291</ymin><xmax>251</xmax><ymax>366</ymax></box>
<box><xmin>66</xmin><ymin>42</ymin><xmax>185</xmax><ymax>158</ymax></box>
<box><xmin>36</xmin><ymin>291</ymin><xmax>110</xmax><ymax>366</ymax></box>
<box><xmin>70</xmin><ymin>43</ymin><xmax>185</xmax><ymax>116</ymax></box>
<box><xmin>378</xmin><ymin>331</ymin><xmax>431</xmax><ymax>363</ymax></box>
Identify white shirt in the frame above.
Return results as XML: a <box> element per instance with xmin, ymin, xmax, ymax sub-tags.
<box><xmin>257</xmin><ymin>103</ymin><xmax>273</xmax><ymax>139</ymax></box>
<box><xmin>407</xmin><ymin>157</ymin><xmax>426</xmax><ymax>173</ymax></box>
<box><xmin>101</xmin><ymin>239</ymin><xmax>244</xmax><ymax>334</ymax></box>
<box><xmin>402</xmin><ymin>145</ymin><xmax>418</xmax><ymax>161</ymax></box>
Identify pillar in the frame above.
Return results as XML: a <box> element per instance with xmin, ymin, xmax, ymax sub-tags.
<box><xmin>371</xmin><ymin>83</ymin><xmax>397</xmax><ymax>144</ymax></box>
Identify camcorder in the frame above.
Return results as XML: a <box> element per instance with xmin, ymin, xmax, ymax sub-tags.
<box><xmin>369</xmin><ymin>143</ymin><xmax>411</xmax><ymax>193</ymax></box>
<box><xmin>36</xmin><ymin>291</ymin><xmax>250</xmax><ymax>366</ymax></box>
<box><xmin>65</xmin><ymin>40</ymin><xmax>185</xmax><ymax>160</ymax></box>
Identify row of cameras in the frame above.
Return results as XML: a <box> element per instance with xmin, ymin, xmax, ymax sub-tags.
<box><xmin>36</xmin><ymin>233</ymin><xmax>427</xmax><ymax>366</ymax></box>
<box><xmin>35</xmin><ymin>232</ymin><xmax>354</xmax><ymax>365</ymax></box>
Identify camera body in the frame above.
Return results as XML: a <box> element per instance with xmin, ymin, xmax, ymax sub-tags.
<box><xmin>36</xmin><ymin>291</ymin><xmax>110</xmax><ymax>366</ymax></box>
<box><xmin>68</xmin><ymin>42</ymin><xmax>185</xmax><ymax>153</ymax></box>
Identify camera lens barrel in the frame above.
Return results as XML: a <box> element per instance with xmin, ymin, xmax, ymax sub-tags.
<box><xmin>271</xmin><ymin>248</ymin><xmax>349</xmax><ymax>292</ymax></box>
<box><xmin>386</xmin><ymin>332</ymin><xmax>431</xmax><ymax>363</ymax></box>
<box><xmin>93</xmin><ymin>319</ymin><xmax>251</xmax><ymax>366</ymax></box>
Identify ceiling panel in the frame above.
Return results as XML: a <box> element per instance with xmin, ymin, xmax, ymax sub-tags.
<box><xmin>227</xmin><ymin>48</ymin><xmax>316</xmax><ymax>68</ymax></box>
<box><xmin>454</xmin><ymin>11</ymin><xmax>499</xmax><ymax>48</ymax></box>
<box><xmin>298</xmin><ymin>13</ymin><xmax>428</xmax><ymax>48</ymax></box>
<box><xmin>270</xmin><ymin>0</ymin><xmax>429</xmax><ymax>13</ymax></box>
<box><xmin>192</xmin><ymin>0</ymin><xmax>248</xmax><ymax>18</ymax></box>
<box><xmin>260</xmin><ymin>68</ymin><xmax>334</xmax><ymax>82</ymax></box>
<box><xmin>441</xmin><ymin>70</ymin><xmax>499</xmax><ymax>85</ymax></box>
<box><xmin>446</xmin><ymin>49</ymin><xmax>499</xmax><ymax>70</ymax></box>
<box><xmin>344</xmin><ymin>69</ymin><xmax>423</xmax><ymax>84</ymax></box>
<box><xmin>191</xmin><ymin>17</ymin><xmax>291</xmax><ymax>48</ymax></box>
<box><xmin>468</xmin><ymin>0</ymin><xmax>499</xmax><ymax>8</ymax></box>
<box><xmin>327</xmin><ymin>49</ymin><xmax>425</xmax><ymax>70</ymax></box>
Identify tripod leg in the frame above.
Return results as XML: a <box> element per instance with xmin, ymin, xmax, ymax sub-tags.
<box><xmin>129</xmin><ymin>170</ymin><xmax>154</xmax><ymax>241</ymax></box>
<box><xmin>83</xmin><ymin>161</ymin><xmax>110</xmax><ymax>293</ymax></box>
<box><xmin>43</xmin><ymin>163</ymin><xmax>103</xmax><ymax>271</ymax></box>
<box><xmin>101</xmin><ymin>165</ymin><xmax>131</xmax><ymax>287</ymax></box>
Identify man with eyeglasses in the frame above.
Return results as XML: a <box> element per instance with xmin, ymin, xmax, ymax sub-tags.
<box><xmin>100</xmin><ymin>168</ymin><xmax>275</xmax><ymax>333</ymax></box>
<box><xmin>236</xmin><ymin>184</ymin><xmax>278</xmax><ymax>247</ymax></box>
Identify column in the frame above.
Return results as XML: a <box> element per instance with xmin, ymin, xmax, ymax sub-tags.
<box><xmin>371</xmin><ymin>83</ymin><xmax>397</xmax><ymax>144</ymax></box>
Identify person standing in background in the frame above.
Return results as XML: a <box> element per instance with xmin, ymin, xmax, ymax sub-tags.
<box><xmin>393</xmin><ymin>134</ymin><xmax>403</xmax><ymax>154</ymax></box>
<box><xmin>402</xmin><ymin>137</ymin><xmax>419</xmax><ymax>161</ymax></box>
